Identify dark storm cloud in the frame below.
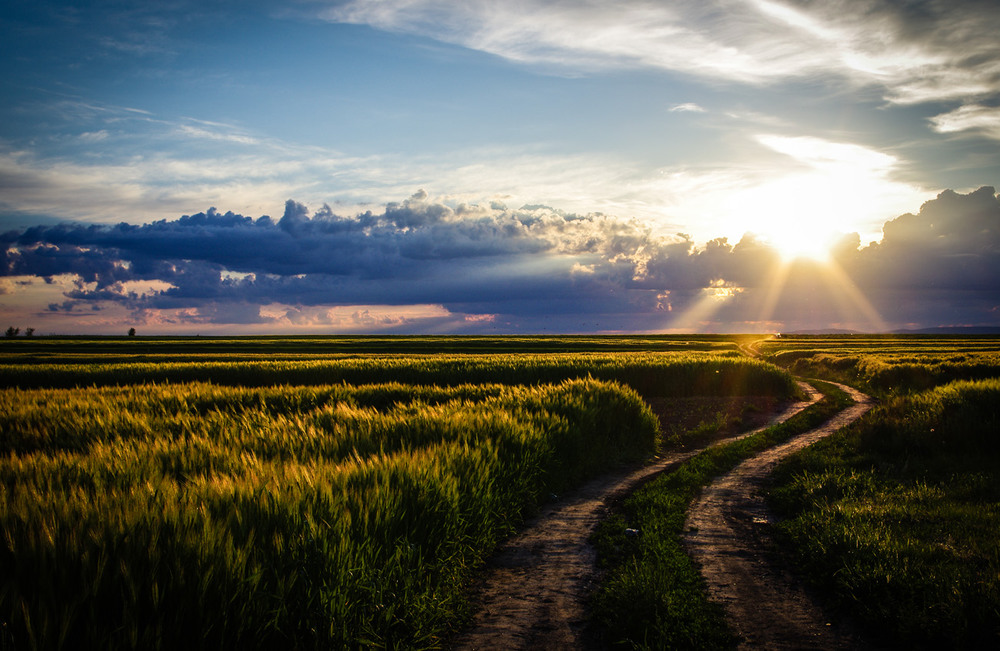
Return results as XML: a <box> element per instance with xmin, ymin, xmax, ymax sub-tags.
<box><xmin>3</xmin><ymin>187</ymin><xmax>1000</xmax><ymax>330</ymax></box>
<box><xmin>1</xmin><ymin>191</ymin><xmax>683</xmax><ymax>320</ymax></box>
<box><xmin>848</xmin><ymin>186</ymin><xmax>1000</xmax><ymax>290</ymax></box>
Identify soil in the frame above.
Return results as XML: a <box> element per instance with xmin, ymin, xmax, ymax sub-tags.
<box><xmin>449</xmin><ymin>388</ymin><xmax>821</xmax><ymax>650</ymax></box>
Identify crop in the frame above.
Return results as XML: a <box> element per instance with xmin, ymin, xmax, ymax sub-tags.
<box><xmin>756</xmin><ymin>335</ymin><xmax>1000</xmax><ymax>395</ymax></box>
<box><xmin>0</xmin><ymin>378</ymin><xmax>659</xmax><ymax>649</ymax></box>
<box><xmin>0</xmin><ymin>334</ymin><xmax>749</xmax><ymax>362</ymax></box>
<box><xmin>0</xmin><ymin>335</ymin><xmax>801</xmax><ymax>649</ymax></box>
<box><xmin>0</xmin><ymin>352</ymin><xmax>796</xmax><ymax>398</ymax></box>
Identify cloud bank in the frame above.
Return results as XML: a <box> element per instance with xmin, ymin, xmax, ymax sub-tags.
<box><xmin>3</xmin><ymin>187</ymin><xmax>999</xmax><ymax>333</ymax></box>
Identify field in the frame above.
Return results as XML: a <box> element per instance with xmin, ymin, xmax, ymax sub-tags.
<box><xmin>762</xmin><ymin>335</ymin><xmax>1000</xmax><ymax>648</ymax></box>
<box><xmin>0</xmin><ymin>335</ymin><xmax>794</xmax><ymax>649</ymax></box>
<box><xmin>3</xmin><ymin>334</ymin><xmax>999</xmax><ymax>649</ymax></box>
<box><xmin>755</xmin><ymin>334</ymin><xmax>1000</xmax><ymax>394</ymax></box>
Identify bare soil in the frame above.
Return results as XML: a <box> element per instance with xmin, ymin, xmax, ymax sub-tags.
<box><xmin>683</xmin><ymin>382</ymin><xmax>875</xmax><ymax>649</ymax></box>
<box><xmin>450</xmin><ymin>389</ymin><xmax>819</xmax><ymax>650</ymax></box>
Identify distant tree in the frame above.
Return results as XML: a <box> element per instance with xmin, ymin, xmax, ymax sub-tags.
<box><xmin>24</xmin><ymin>327</ymin><xmax>34</xmax><ymax>337</ymax></box>
<box><xmin>128</xmin><ymin>327</ymin><xmax>136</xmax><ymax>337</ymax></box>
<box><xmin>5</xmin><ymin>326</ymin><xmax>19</xmax><ymax>338</ymax></box>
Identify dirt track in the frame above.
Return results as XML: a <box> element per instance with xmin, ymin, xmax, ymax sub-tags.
<box><xmin>451</xmin><ymin>388</ymin><xmax>820</xmax><ymax>650</ymax></box>
<box><xmin>683</xmin><ymin>382</ymin><xmax>874</xmax><ymax>649</ymax></box>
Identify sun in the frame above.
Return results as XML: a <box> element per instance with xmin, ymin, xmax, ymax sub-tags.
<box><xmin>727</xmin><ymin>173</ymin><xmax>862</xmax><ymax>262</ymax></box>
<box><xmin>758</xmin><ymin>220</ymin><xmax>840</xmax><ymax>262</ymax></box>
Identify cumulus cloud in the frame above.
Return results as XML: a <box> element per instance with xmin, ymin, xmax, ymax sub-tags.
<box><xmin>3</xmin><ymin>188</ymin><xmax>999</xmax><ymax>332</ymax></box>
<box><xmin>0</xmin><ymin>192</ymin><xmax>672</xmax><ymax>320</ymax></box>
<box><xmin>850</xmin><ymin>186</ymin><xmax>1000</xmax><ymax>291</ymax></box>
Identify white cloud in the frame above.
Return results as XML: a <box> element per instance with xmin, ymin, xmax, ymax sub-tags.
<box><xmin>670</xmin><ymin>103</ymin><xmax>706</xmax><ymax>113</ymax></box>
<box><xmin>0</xmin><ymin>103</ymin><xmax>929</xmax><ymax>254</ymax></box>
<box><xmin>176</xmin><ymin>124</ymin><xmax>260</xmax><ymax>146</ymax></box>
<box><xmin>755</xmin><ymin>134</ymin><xmax>897</xmax><ymax>174</ymax></box>
<box><xmin>77</xmin><ymin>130</ymin><xmax>110</xmax><ymax>143</ymax></box>
<box><xmin>929</xmin><ymin>105</ymin><xmax>1000</xmax><ymax>141</ymax></box>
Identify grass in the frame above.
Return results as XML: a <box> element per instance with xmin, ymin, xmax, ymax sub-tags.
<box><xmin>589</xmin><ymin>381</ymin><xmax>854</xmax><ymax>649</ymax></box>
<box><xmin>768</xmin><ymin>377</ymin><xmax>1000</xmax><ymax>649</ymax></box>
<box><xmin>0</xmin><ymin>335</ymin><xmax>804</xmax><ymax>649</ymax></box>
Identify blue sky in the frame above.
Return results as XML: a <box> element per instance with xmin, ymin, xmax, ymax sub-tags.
<box><xmin>2</xmin><ymin>0</ymin><xmax>999</xmax><ymax>334</ymax></box>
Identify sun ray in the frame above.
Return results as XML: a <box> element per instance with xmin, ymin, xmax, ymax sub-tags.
<box><xmin>818</xmin><ymin>259</ymin><xmax>889</xmax><ymax>333</ymax></box>
<box><xmin>756</xmin><ymin>257</ymin><xmax>792</xmax><ymax>325</ymax></box>
<box><xmin>667</xmin><ymin>282</ymin><xmax>744</xmax><ymax>332</ymax></box>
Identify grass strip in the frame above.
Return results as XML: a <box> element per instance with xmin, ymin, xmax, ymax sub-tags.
<box><xmin>589</xmin><ymin>380</ymin><xmax>853</xmax><ymax>649</ymax></box>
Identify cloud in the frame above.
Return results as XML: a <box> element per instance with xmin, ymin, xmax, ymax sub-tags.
<box><xmin>670</xmin><ymin>103</ymin><xmax>706</xmax><ymax>113</ymax></box>
<box><xmin>0</xmin><ymin>193</ymin><xmax>656</xmax><ymax>311</ymax></box>
<box><xmin>4</xmin><ymin>187</ymin><xmax>999</xmax><ymax>333</ymax></box>
<box><xmin>321</xmin><ymin>0</ymin><xmax>1000</xmax><ymax>104</ymax></box>
<box><xmin>0</xmin><ymin>125</ymin><xmax>687</xmax><ymax>233</ymax></box>
<box><xmin>756</xmin><ymin>134</ymin><xmax>897</xmax><ymax>173</ymax></box>
<box><xmin>929</xmin><ymin>105</ymin><xmax>1000</xmax><ymax>141</ymax></box>
<box><xmin>175</xmin><ymin>124</ymin><xmax>260</xmax><ymax>146</ymax></box>
<box><xmin>0</xmin><ymin>94</ymin><xmax>932</xmax><ymax>251</ymax></box>
<box><xmin>849</xmin><ymin>186</ymin><xmax>1000</xmax><ymax>291</ymax></box>
<box><xmin>77</xmin><ymin>131</ymin><xmax>110</xmax><ymax>143</ymax></box>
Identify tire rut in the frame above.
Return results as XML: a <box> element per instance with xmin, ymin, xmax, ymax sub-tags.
<box><xmin>683</xmin><ymin>381</ymin><xmax>875</xmax><ymax>649</ymax></box>
<box><xmin>450</xmin><ymin>389</ymin><xmax>820</xmax><ymax>650</ymax></box>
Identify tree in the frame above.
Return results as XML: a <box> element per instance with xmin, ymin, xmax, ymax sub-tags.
<box><xmin>128</xmin><ymin>327</ymin><xmax>136</xmax><ymax>337</ymax></box>
<box><xmin>24</xmin><ymin>327</ymin><xmax>34</xmax><ymax>337</ymax></box>
<box><xmin>5</xmin><ymin>326</ymin><xmax>19</xmax><ymax>338</ymax></box>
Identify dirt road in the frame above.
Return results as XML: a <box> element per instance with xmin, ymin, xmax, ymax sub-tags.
<box><xmin>451</xmin><ymin>388</ymin><xmax>820</xmax><ymax>650</ymax></box>
<box><xmin>683</xmin><ymin>382</ymin><xmax>874</xmax><ymax>649</ymax></box>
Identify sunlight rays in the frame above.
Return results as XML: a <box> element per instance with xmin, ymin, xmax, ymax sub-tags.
<box><xmin>751</xmin><ymin>256</ymin><xmax>888</xmax><ymax>333</ymax></box>
<box><xmin>666</xmin><ymin>281</ymin><xmax>744</xmax><ymax>332</ymax></box>
<box><xmin>755</xmin><ymin>260</ymin><xmax>792</xmax><ymax>326</ymax></box>
<box><xmin>818</xmin><ymin>259</ymin><xmax>889</xmax><ymax>333</ymax></box>
<box><xmin>663</xmin><ymin>246</ymin><xmax>889</xmax><ymax>334</ymax></box>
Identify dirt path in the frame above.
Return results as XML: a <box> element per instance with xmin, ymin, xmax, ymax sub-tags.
<box><xmin>683</xmin><ymin>382</ymin><xmax>874</xmax><ymax>649</ymax></box>
<box><xmin>450</xmin><ymin>387</ymin><xmax>820</xmax><ymax>650</ymax></box>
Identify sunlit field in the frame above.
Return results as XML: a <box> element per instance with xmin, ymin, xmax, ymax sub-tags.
<box><xmin>3</xmin><ymin>334</ymin><xmax>999</xmax><ymax>649</ymax></box>
<box><xmin>756</xmin><ymin>334</ymin><xmax>1000</xmax><ymax>394</ymax></box>
<box><xmin>0</xmin><ymin>335</ymin><xmax>793</xmax><ymax>649</ymax></box>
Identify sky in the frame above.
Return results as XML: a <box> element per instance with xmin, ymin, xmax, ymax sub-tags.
<box><xmin>1</xmin><ymin>0</ymin><xmax>999</xmax><ymax>335</ymax></box>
